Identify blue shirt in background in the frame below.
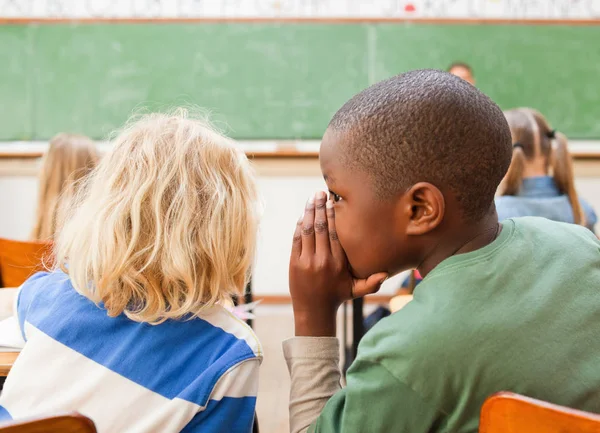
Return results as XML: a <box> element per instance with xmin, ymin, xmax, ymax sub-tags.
<box><xmin>495</xmin><ymin>176</ymin><xmax>597</xmax><ymax>232</ymax></box>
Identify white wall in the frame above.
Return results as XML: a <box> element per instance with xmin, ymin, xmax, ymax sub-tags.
<box><xmin>1</xmin><ymin>0</ymin><xmax>599</xmax><ymax>19</ymax></box>
<box><xmin>0</xmin><ymin>176</ymin><xmax>38</xmax><ymax>240</ymax></box>
<box><xmin>2</xmin><ymin>165</ymin><xmax>600</xmax><ymax>295</ymax></box>
<box><xmin>253</xmin><ymin>176</ymin><xmax>327</xmax><ymax>295</ymax></box>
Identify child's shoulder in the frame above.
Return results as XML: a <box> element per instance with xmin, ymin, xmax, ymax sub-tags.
<box><xmin>354</xmin><ymin>299</ymin><xmax>450</xmax><ymax>384</ymax></box>
<box><xmin>580</xmin><ymin>198</ymin><xmax>598</xmax><ymax>227</ymax></box>
<box><xmin>17</xmin><ymin>270</ymin><xmax>71</xmax><ymax>309</ymax></box>
<box><xmin>196</xmin><ymin>305</ymin><xmax>263</xmax><ymax>360</ymax></box>
<box><xmin>18</xmin><ymin>272</ymin><xmax>263</xmax><ymax>361</ymax></box>
<box><xmin>19</xmin><ymin>269</ymin><xmax>63</xmax><ymax>289</ymax></box>
<box><xmin>512</xmin><ymin>216</ymin><xmax>596</xmax><ymax>241</ymax></box>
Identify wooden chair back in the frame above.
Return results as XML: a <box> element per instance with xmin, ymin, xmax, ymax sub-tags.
<box><xmin>0</xmin><ymin>238</ymin><xmax>52</xmax><ymax>288</ymax></box>
<box><xmin>480</xmin><ymin>392</ymin><xmax>600</xmax><ymax>433</ymax></box>
<box><xmin>0</xmin><ymin>413</ymin><xmax>96</xmax><ymax>433</ymax></box>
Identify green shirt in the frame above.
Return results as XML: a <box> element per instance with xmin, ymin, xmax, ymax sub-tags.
<box><xmin>313</xmin><ymin>217</ymin><xmax>600</xmax><ymax>432</ymax></box>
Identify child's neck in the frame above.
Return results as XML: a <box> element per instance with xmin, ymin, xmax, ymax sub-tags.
<box><xmin>522</xmin><ymin>167</ymin><xmax>548</xmax><ymax>179</ymax></box>
<box><xmin>417</xmin><ymin>213</ymin><xmax>500</xmax><ymax>278</ymax></box>
<box><xmin>522</xmin><ymin>158</ymin><xmax>547</xmax><ymax>178</ymax></box>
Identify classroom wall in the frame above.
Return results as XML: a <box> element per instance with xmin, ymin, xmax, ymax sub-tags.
<box><xmin>0</xmin><ymin>171</ymin><xmax>326</xmax><ymax>295</ymax></box>
<box><xmin>1</xmin><ymin>156</ymin><xmax>406</xmax><ymax>296</ymax></box>
<box><xmin>2</xmin><ymin>155</ymin><xmax>600</xmax><ymax>296</ymax></box>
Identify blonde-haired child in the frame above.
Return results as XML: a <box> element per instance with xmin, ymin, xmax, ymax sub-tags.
<box><xmin>496</xmin><ymin>108</ymin><xmax>596</xmax><ymax>232</ymax></box>
<box><xmin>0</xmin><ymin>110</ymin><xmax>262</xmax><ymax>433</ymax></box>
<box><xmin>31</xmin><ymin>133</ymin><xmax>99</xmax><ymax>241</ymax></box>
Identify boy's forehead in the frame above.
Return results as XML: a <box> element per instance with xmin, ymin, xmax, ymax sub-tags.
<box><xmin>320</xmin><ymin>152</ymin><xmax>362</xmax><ymax>188</ymax></box>
<box><xmin>322</xmin><ymin>127</ymin><xmax>353</xmax><ymax>149</ymax></box>
<box><xmin>320</xmin><ymin>128</ymin><xmax>351</xmax><ymax>161</ymax></box>
<box><xmin>323</xmin><ymin>173</ymin><xmax>336</xmax><ymax>185</ymax></box>
<box><xmin>320</xmin><ymin>128</ymin><xmax>365</xmax><ymax>184</ymax></box>
<box><xmin>320</xmin><ymin>140</ymin><xmax>344</xmax><ymax>182</ymax></box>
<box><xmin>320</xmin><ymin>155</ymin><xmax>338</xmax><ymax>185</ymax></box>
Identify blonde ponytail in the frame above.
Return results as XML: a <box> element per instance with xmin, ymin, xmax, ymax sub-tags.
<box><xmin>550</xmin><ymin>131</ymin><xmax>586</xmax><ymax>226</ymax></box>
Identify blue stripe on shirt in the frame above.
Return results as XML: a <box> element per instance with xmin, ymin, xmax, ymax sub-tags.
<box><xmin>18</xmin><ymin>272</ymin><xmax>257</xmax><ymax>407</ymax></box>
<box><xmin>16</xmin><ymin>272</ymin><xmax>46</xmax><ymax>341</ymax></box>
<box><xmin>180</xmin><ymin>397</ymin><xmax>256</xmax><ymax>433</ymax></box>
<box><xmin>0</xmin><ymin>405</ymin><xmax>12</xmax><ymax>422</ymax></box>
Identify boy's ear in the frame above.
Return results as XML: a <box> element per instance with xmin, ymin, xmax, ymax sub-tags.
<box><xmin>402</xmin><ymin>182</ymin><xmax>445</xmax><ymax>235</ymax></box>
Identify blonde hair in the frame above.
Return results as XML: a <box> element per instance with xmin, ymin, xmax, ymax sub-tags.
<box><xmin>31</xmin><ymin>133</ymin><xmax>99</xmax><ymax>241</ymax></box>
<box><xmin>499</xmin><ymin>108</ymin><xmax>585</xmax><ymax>226</ymax></box>
<box><xmin>55</xmin><ymin>109</ymin><xmax>259</xmax><ymax>324</ymax></box>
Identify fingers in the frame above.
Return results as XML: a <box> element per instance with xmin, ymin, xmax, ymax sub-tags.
<box><xmin>351</xmin><ymin>272</ymin><xmax>389</xmax><ymax>299</ymax></box>
<box><xmin>326</xmin><ymin>200</ymin><xmax>345</xmax><ymax>260</ymax></box>
<box><xmin>301</xmin><ymin>196</ymin><xmax>316</xmax><ymax>255</ymax></box>
<box><xmin>291</xmin><ymin>215</ymin><xmax>303</xmax><ymax>258</ymax></box>
<box><xmin>314</xmin><ymin>192</ymin><xmax>330</xmax><ymax>255</ymax></box>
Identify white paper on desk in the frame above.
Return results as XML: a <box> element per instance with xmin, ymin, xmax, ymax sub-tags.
<box><xmin>0</xmin><ymin>346</ymin><xmax>21</xmax><ymax>352</ymax></box>
<box><xmin>0</xmin><ymin>317</ymin><xmax>25</xmax><ymax>350</ymax></box>
<box><xmin>0</xmin><ymin>288</ymin><xmax>17</xmax><ymax>321</ymax></box>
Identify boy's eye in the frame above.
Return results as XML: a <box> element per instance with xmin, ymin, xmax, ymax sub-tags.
<box><xmin>329</xmin><ymin>191</ymin><xmax>343</xmax><ymax>203</ymax></box>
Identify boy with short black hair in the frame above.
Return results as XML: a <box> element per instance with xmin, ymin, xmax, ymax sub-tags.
<box><xmin>285</xmin><ymin>69</ymin><xmax>600</xmax><ymax>433</ymax></box>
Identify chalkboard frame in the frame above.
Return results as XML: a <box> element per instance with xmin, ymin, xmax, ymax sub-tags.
<box><xmin>1</xmin><ymin>17</ymin><xmax>599</xmax><ymax>141</ymax></box>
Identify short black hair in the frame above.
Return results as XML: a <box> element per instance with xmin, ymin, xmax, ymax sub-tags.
<box><xmin>448</xmin><ymin>62</ymin><xmax>473</xmax><ymax>74</ymax></box>
<box><xmin>327</xmin><ymin>69</ymin><xmax>512</xmax><ymax>221</ymax></box>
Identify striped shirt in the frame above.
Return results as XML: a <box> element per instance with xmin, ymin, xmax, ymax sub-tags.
<box><xmin>0</xmin><ymin>271</ymin><xmax>262</xmax><ymax>433</ymax></box>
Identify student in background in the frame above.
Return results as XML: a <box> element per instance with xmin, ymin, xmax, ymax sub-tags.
<box><xmin>31</xmin><ymin>133</ymin><xmax>99</xmax><ymax>241</ymax></box>
<box><xmin>448</xmin><ymin>61</ymin><xmax>475</xmax><ymax>85</ymax></box>
<box><xmin>285</xmin><ymin>70</ymin><xmax>600</xmax><ymax>432</ymax></box>
<box><xmin>1</xmin><ymin>110</ymin><xmax>262</xmax><ymax>433</ymax></box>
<box><xmin>496</xmin><ymin>108</ymin><xmax>596</xmax><ymax>232</ymax></box>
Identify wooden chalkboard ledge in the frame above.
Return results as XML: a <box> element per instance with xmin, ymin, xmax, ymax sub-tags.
<box><xmin>0</xmin><ymin>152</ymin><xmax>42</xmax><ymax>159</ymax></box>
<box><xmin>1</xmin><ymin>140</ymin><xmax>599</xmax><ymax>160</ymax></box>
<box><xmin>570</xmin><ymin>142</ymin><xmax>600</xmax><ymax>159</ymax></box>
<box><xmin>0</xmin><ymin>150</ymin><xmax>320</xmax><ymax>159</ymax></box>
<box><xmin>2</xmin><ymin>151</ymin><xmax>600</xmax><ymax>160</ymax></box>
<box><xmin>572</xmin><ymin>152</ymin><xmax>600</xmax><ymax>160</ymax></box>
<box><xmin>0</xmin><ymin>140</ymin><xmax>322</xmax><ymax>160</ymax></box>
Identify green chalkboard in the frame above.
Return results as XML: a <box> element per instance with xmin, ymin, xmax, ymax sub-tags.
<box><xmin>374</xmin><ymin>25</ymin><xmax>600</xmax><ymax>140</ymax></box>
<box><xmin>1</xmin><ymin>25</ymin><xmax>34</xmax><ymax>140</ymax></box>
<box><xmin>0</xmin><ymin>23</ymin><xmax>599</xmax><ymax>140</ymax></box>
<box><xmin>31</xmin><ymin>24</ymin><xmax>369</xmax><ymax>140</ymax></box>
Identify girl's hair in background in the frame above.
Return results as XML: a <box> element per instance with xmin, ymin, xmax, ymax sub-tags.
<box><xmin>31</xmin><ymin>133</ymin><xmax>99</xmax><ymax>241</ymax></box>
<box><xmin>499</xmin><ymin>108</ymin><xmax>585</xmax><ymax>226</ymax></box>
<box><xmin>55</xmin><ymin>108</ymin><xmax>259</xmax><ymax>324</ymax></box>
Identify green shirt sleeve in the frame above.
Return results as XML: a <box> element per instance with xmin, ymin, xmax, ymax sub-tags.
<box><xmin>310</xmin><ymin>360</ymin><xmax>445</xmax><ymax>433</ymax></box>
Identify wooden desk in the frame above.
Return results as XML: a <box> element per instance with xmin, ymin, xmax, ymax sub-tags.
<box><xmin>0</xmin><ymin>351</ymin><xmax>19</xmax><ymax>377</ymax></box>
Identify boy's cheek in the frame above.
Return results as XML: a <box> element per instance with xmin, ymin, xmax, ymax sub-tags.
<box><xmin>334</xmin><ymin>228</ymin><xmax>363</xmax><ymax>275</ymax></box>
<box><xmin>345</xmin><ymin>246</ymin><xmax>378</xmax><ymax>280</ymax></box>
<box><xmin>345</xmin><ymin>233</ymin><xmax>402</xmax><ymax>279</ymax></box>
<box><xmin>337</xmin><ymin>222</ymin><xmax>381</xmax><ymax>278</ymax></box>
<box><xmin>347</xmin><ymin>262</ymin><xmax>371</xmax><ymax>280</ymax></box>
